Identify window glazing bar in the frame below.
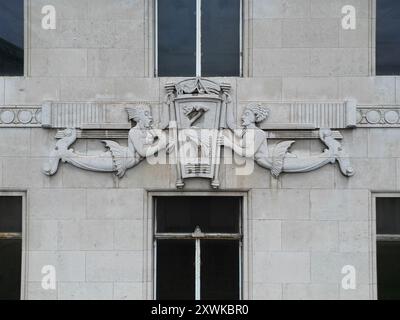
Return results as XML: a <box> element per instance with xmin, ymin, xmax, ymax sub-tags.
<box><xmin>377</xmin><ymin>234</ymin><xmax>400</xmax><ymax>241</ymax></box>
<box><xmin>196</xmin><ymin>0</ymin><xmax>202</xmax><ymax>76</ymax></box>
<box><xmin>154</xmin><ymin>233</ymin><xmax>242</xmax><ymax>240</ymax></box>
<box><xmin>0</xmin><ymin>233</ymin><xmax>22</xmax><ymax>240</ymax></box>
<box><xmin>195</xmin><ymin>238</ymin><xmax>201</xmax><ymax>300</ymax></box>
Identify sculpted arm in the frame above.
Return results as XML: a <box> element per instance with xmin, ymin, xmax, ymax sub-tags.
<box><xmin>132</xmin><ymin>130</ymin><xmax>167</xmax><ymax>158</ymax></box>
<box><xmin>223</xmin><ymin>131</ymin><xmax>264</xmax><ymax>158</ymax></box>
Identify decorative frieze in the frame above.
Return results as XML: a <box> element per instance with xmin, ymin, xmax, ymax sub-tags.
<box><xmin>55</xmin><ymin>129</ymin><xmax>343</xmax><ymax>140</ymax></box>
<box><xmin>41</xmin><ymin>101</ymin><xmax>106</xmax><ymax>128</ymax></box>
<box><xmin>43</xmin><ymin>78</ymin><xmax>355</xmax><ymax>189</ymax></box>
<box><xmin>290</xmin><ymin>100</ymin><xmax>357</xmax><ymax>129</ymax></box>
<box><xmin>356</xmin><ymin>106</ymin><xmax>400</xmax><ymax>127</ymax></box>
<box><xmin>0</xmin><ymin>106</ymin><xmax>42</xmax><ymax>127</ymax></box>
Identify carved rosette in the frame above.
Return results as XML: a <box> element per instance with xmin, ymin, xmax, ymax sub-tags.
<box><xmin>357</xmin><ymin>107</ymin><xmax>400</xmax><ymax>127</ymax></box>
<box><xmin>0</xmin><ymin>107</ymin><xmax>42</xmax><ymax>127</ymax></box>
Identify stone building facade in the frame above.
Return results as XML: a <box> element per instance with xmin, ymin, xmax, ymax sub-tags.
<box><xmin>0</xmin><ymin>0</ymin><xmax>399</xmax><ymax>300</ymax></box>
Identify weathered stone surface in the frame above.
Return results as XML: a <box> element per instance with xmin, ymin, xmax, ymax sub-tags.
<box><xmin>5</xmin><ymin>78</ymin><xmax>60</xmax><ymax>105</ymax></box>
<box><xmin>254</xmin><ymin>252</ymin><xmax>310</xmax><ymax>283</ymax></box>
<box><xmin>282</xmin><ymin>77</ymin><xmax>339</xmax><ymax>101</ymax></box>
<box><xmin>0</xmin><ymin>78</ymin><xmax>4</xmax><ymax>105</ymax></box>
<box><xmin>30</xmin><ymin>0</ymin><xmax>89</xmax><ymax>20</ymax></box>
<box><xmin>114</xmin><ymin>220</ymin><xmax>144</xmax><ymax>251</ymax></box>
<box><xmin>237</xmin><ymin>78</ymin><xmax>282</xmax><ymax>102</ymax></box>
<box><xmin>253</xmin><ymin>20</ymin><xmax>282</xmax><ymax>48</ymax></box>
<box><xmin>87</xmin><ymin>0</ymin><xmax>144</xmax><ymax>20</ymax></box>
<box><xmin>310</xmin><ymin>190</ymin><xmax>369</xmax><ymax>221</ymax></box>
<box><xmin>310</xmin><ymin>0</ymin><xmax>369</xmax><ymax>18</ymax></box>
<box><xmin>0</xmin><ymin>0</ymin><xmax>393</xmax><ymax>301</ymax></box>
<box><xmin>86</xmin><ymin>189</ymin><xmax>144</xmax><ymax>220</ymax></box>
<box><xmin>252</xmin><ymin>283</ymin><xmax>283</xmax><ymax>300</ymax></box>
<box><xmin>225</xmin><ymin>163</ymin><xmax>271</xmax><ymax>189</ymax></box>
<box><xmin>310</xmin><ymin>49</ymin><xmax>369</xmax><ymax>76</ymax></box>
<box><xmin>282</xmin><ymin>19</ymin><xmax>339</xmax><ymax>48</ymax></box>
<box><xmin>79</xmin><ymin>220</ymin><xmax>114</xmax><ymax>250</ymax></box>
<box><xmin>0</xmin><ymin>128</ymin><xmax>30</xmax><ymax>156</ymax></box>
<box><xmin>27</xmin><ymin>282</ymin><xmax>58</xmax><ymax>300</ymax></box>
<box><xmin>339</xmin><ymin>284</ymin><xmax>371</xmax><ymax>300</ymax></box>
<box><xmin>59</xmin><ymin>282</ymin><xmax>113</xmax><ymax>300</ymax></box>
<box><xmin>253</xmin><ymin>49</ymin><xmax>310</xmax><ymax>77</ymax></box>
<box><xmin>60</xmin><ymin>78</ymin><xmax>114</xmax><ymax>101</ymax></box>
<box><xmin>339</xmin><ymin>129</ymin><xmax>369</xmax><ymax>159</ymax></box>
<box><xmin>88</xmin><ymin>49</ymin><xmax>144</xmax><ymax>77</ymax></box>
<box><xmin>252</xmin><ymin>189</ymin><xmax>310</xmax><ymax>220</ymax></box>
<box><xmin>397</xmin><ymin>77</ymin><xmax>400</xmax><ymax>104</ymax></box>
<box><xmin>86</xmin><ymin>251</ymin><xmax>143</xmax><ymax>282</ymax></box>
<box><xmin>281</xmin><ymin>165</ymin><xmax>335</xmax><ymax>189</ymax></box>
<box><xmin>311</xmin><ymin>252</ymin><xmax>370</xmax><ymax>284</ymax></box>
<box><xmin>339</xmin><ymin>77</ymin><xmax>396</xmax><ymax>104</ymax></box>
<box><xmin>340</xmin><ymin>18</ymin><xmax>370</xmax><ymax>48</ymax></box>
<box><xmin>30</xmin><ymin>189</ymin><xmax>86</xmax><ymax>220</ymax></box>
<box><xmin>113</xmin><ymin>78</ymin><xmax>160</xmax><ymax>101</ymax></box>
<box><xmin>3</xmin><ymin>158</ymin><xmax>61</xmax><ymax>188</ymax></box>
<box><xmin>253</xmin><ymin>0</ymin><xmax>310</xmax><ymax>19</ymax></box>
<box><xmin>339</xmin><ymin>221</ymin><xmax>370</xmax><ymax>253</ymax></box>
<box><xmin>335</xmin><ymin>159</ymin><xmax>396</xmax><ymax>190</ymax></box>
<box><xmin>31</xmin><ymin>49</ymin><xmax>88</xmax><ymax>77</ymax></box>
<box><xmin>113</xmin><ymin>282</ymin><xmax>143</xmax><ymax>300</ymax></box>
<box><xmin>253</xmin><ymin>220</ymin><xmax>282</xmax><ymax>251</ymax></box>
<box><xmin>28</xmin><ymin>251</ymin><xmax>85</xmax><ymax>282</ymax></box>
<box><xmin>368</xmin><ymin>129</ymin><xmax>400</xmax><ymax>158</ymax></box>
<box><xmin>282</xmin><ymin>221</ymin><xmax>339</xmax><ymax>252</ymax></box>
<box><xmin>283</xmin><ymin>284</ymin><xmax>339</xmax><ymax>300</ymax></box>
<box><xmin>28</xmin><ymin>220</ymin><xmax>58</xmax><ymax>251</ymax></box>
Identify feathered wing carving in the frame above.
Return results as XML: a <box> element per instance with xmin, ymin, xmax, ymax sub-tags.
<box><xmin>271</xmin><ymin>140</ymin><xmax>295</xmax><ymax>178</ymax></box>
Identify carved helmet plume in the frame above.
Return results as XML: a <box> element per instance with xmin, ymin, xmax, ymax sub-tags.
<box><xmin>245</xmin><ymin>104</ymin><xmax>270</xmax><ymax>123</ymax></box>
<box><xmin>126</xmin><ymin>105</ymin><xmax>151</xmax><ymax>123</ymax></box>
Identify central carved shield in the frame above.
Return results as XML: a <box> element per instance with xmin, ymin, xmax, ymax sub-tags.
<box><xmin>165</xmin><ymin>78</ymin><xmax>231</xmax><ymax>189</ymax></box>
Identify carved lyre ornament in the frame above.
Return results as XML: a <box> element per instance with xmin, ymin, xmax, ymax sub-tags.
<box><xmin>42</xmin><ymin>78</ymin><xmax>355</xmax><ymax>189</ymax></box>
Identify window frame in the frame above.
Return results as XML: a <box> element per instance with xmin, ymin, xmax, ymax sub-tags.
<box><xmin>154</xmin><ymin>0</ymin><xmax>243</xmax><ymax>77</ymax></box>
<box><xmin>146</xmin><ymin>191</ymin><xmax>250</xmax><ymax>300</ymax></box>
<box><xmin>373</xmin><ymin>193</ymin><xmax>400</xmax><ymax>300</ymax></box>
<box><xmin>0</xmin><ymin>0</ymin><xmax>27</xmax><ymax>77</ymax></box>
<box><xmin>374</xmin><ymin>0</ymin><xmax>400</xmax><ymax>76</ymax></box>
<box><xmin>0</xmin><ymin>191</ymin><xmax>26</xmax><ymax>300</ymax></box>
<box><xmin>154</xmin><ymin>196</ymin><xmax>243</xmax><ymax>300</ymax></box>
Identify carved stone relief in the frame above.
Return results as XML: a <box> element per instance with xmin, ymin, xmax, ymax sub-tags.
<box><xmin>357</xmin><ymin>106</ymin><xmax>400</xmax><ymax>127</ymax></box>
<box><xmin>42</xmin><ymin>78</ymin><xmax>355</xmax><ymax>188</ymax></box>
<box><xmin>0</xmin><ymin>106</ymin><xmax>42</xmax><ymax>127</ymax></box>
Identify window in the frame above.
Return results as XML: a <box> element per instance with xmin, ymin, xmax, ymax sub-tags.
<box><xmin>0</xmin><ymin>196</ymin><xmax>23</xmax><ymax>300</ymax></box>
<box><xmin>376</xmin><ymin>0</ymin><xmax>400</xmax><ymax>75</ymax></box>
<box><xmin>155</xmin><ymin>196</ymin><xmax>242</xmax><ymax>300</ymax></box>
<box><xmin>0</xmin><ymin>0</ymin><xmax>24</xmax><ymax>76</ymax></box>
<box><xmin>156</xmin><ymin>0</ymin><xmax>241</xmax><ymax>77</ymax></box>
<box><xmin>376</xmin><ymin>197</ymin><xmax>400</xmax><ymax>300</ymax></box>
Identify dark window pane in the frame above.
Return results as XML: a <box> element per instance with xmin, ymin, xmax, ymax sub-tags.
<box><xmin>201</xmin><ymin>0</ymin><xmax>240</xmax><ymax>77</ymax></box>
<box><xmin>376</xmin><ymin>0</ymin><xmax>400</xmax><ymax>75</ymax></box>
<box><xmin>0</xmin><ymin>0</ymin><xmax>24</xmax><ymax>76</ymax></box>
<box><xmin>377</xmin><ymin>241</ymin><xmax>400</xmax><ymax>300</ymax></box>
<box><xmin>158</xmin><ymin>0</ymin><xmax>196</xmax><ymax>76</ymax></box>
<box><xmin>156</xmin><ymin>197</ymin><xmax>240</xmax><ymax>233</ymax></box>
<box><xmin>156</xmin><ymin>240</ymin><xmax>195</xmax><ymax>300</ymax></box>
<box><xmin>201</xmin><ymin>240</ymin><xmax>239</xmax><ymax>300</ymax></box>
<box><xmin>0</xmin><ymin>196</ymin><xmax>22</xmax><ymax>233</ymax></box>
<box><xmin>376</xmin><ymin>198</ymin><xmax>400</xmax><ymax>235</ymax></box>
<box><xmin>0</xmin><ymin>239</ymin><xmax>22</xmax><ymax>300</ymax></box>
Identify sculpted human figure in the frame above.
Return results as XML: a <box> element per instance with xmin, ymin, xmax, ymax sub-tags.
<box><xmin>43</xmin><ymin>105</ymin><xmax>168</xmax><ymax>178</ymax></box>
<box><xmin>222</xmin><ymin>103</ymin><xmax>355</xmax><ymax>178</ymax></box>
